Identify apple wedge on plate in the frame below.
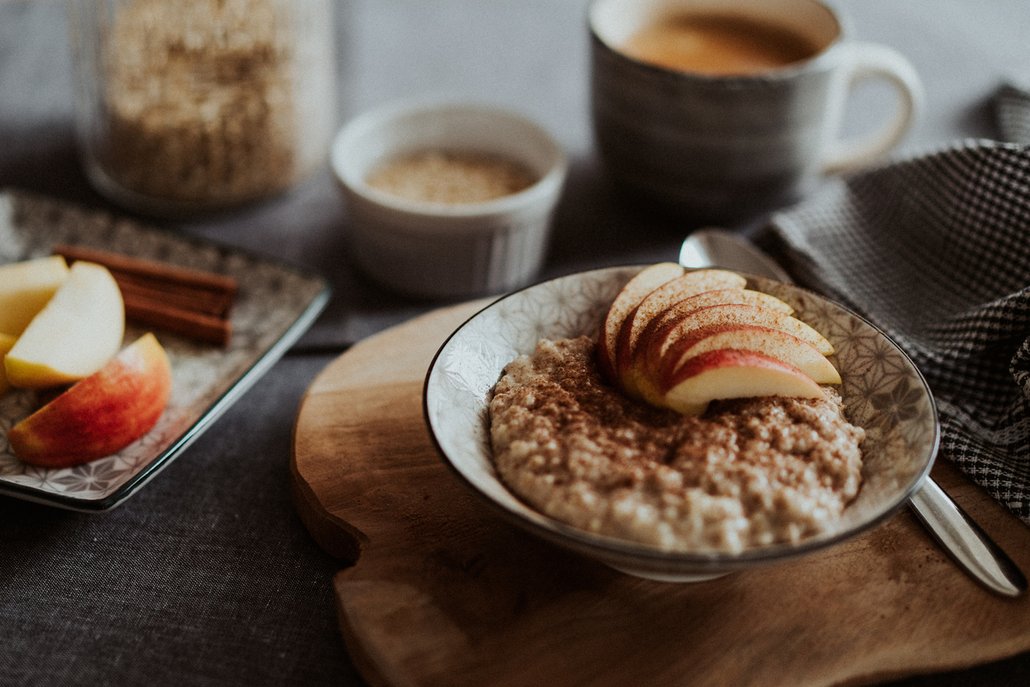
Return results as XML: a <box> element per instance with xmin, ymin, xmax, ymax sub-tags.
<box><xmin>0</xmin><ymin>333</ymin><xmax>16</xmax><ymax>395</ymax></box>
<box><xmin>0</xmin><ymin>255</ymin><xmax>70</xmax><ymax>336</ymax></box>
<box><xmin>3</xmin><ymin>259</ymin><xmax>173</xmax><ymax>469</ymax></box>
<box><xmin>596</xmin><ymin>265</ymin><xmax>841</xmax><ymax>415</ymax></box>
<box><xmin>4</xmin><ymin>261</ymin><xmax>125</xmax><ymax>389</ymax></box>
<box><xmin>7</xmin><ymin>333</ymin><xmax>172</xmax><ymax>469</ymax></box>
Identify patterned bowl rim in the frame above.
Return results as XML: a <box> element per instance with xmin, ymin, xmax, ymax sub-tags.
<box><xmin>423</xmin><ymin>265</ymin><xmax>940</xmax><ymax>572</ymax></box>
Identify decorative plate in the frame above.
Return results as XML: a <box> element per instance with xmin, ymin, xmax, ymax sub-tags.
<box><xmin>0</xmin><ymin>190</ymin><xmax>330</xmax><ymax>510</ymax></box>
<box><xmin>423</xmin><ymin>265</ymin><xmax>940</xmax><ymax>581</ymax></box>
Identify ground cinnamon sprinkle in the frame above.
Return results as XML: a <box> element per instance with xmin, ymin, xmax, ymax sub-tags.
<box><xmin>366</xmin><ymin>150</ymin><xmax>536</xmax><ymax>204</ymax></box>
<box><xmin>489</xmin><ymin>336</ymin><xmax>865</xmax><ymax>553</ymax></box>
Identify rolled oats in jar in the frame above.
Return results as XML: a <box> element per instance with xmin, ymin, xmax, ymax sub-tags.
<box><xmin>68</xmin><ymin>0</ymin><xmax>336</xmax><ymax>215</ymax></box>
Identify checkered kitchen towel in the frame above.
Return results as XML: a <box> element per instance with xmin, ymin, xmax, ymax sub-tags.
<box><xmin>760</xmin><ymin>109</ymin><xmax>1030</xmax><ymax>526</ymax></box>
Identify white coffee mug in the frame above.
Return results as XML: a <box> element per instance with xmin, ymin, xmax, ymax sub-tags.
<box><xmin>589</xmin><ymin>0</ymin><xmax>924</xmax><ymax>220</ymax></box>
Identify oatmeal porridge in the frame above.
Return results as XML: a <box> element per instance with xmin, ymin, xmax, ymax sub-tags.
<box><xmin>488</xmin><ymin>336</ymin><xmax>865</xmax><ymax>553</ymax></box>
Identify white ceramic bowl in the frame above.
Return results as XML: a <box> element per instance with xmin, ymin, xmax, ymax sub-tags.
<box><xmin>331</xmin><ymin>101</ymin><xmax>567</xmax><ymax>298</ymax></box>
<box><xmin>423</xmin><ymin>266</ymin><xmax>939</xmax><ymax>582</ymax></box>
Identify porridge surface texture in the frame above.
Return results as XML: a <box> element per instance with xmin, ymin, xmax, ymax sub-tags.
<box><xmin>488</xmin><ymin>336</ymin><xmax>865</xmax><ymax>553</ymax></box>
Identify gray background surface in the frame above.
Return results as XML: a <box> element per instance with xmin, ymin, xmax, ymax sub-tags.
<box><xmin>1</xmin><ymin>0</ymin><xmax>1028</xmax><ymax>684</ymax></box>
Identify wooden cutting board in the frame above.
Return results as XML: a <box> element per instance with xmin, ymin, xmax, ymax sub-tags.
<box><xmin>290</xmin><ymin>301</ymin><xmax>1030</xmax><ymax>687</ymax></box>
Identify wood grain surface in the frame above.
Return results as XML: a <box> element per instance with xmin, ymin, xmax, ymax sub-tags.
<box><xmin>290</xmin><ymin>301</ymin><xmax>1030</xmax><ymax>687</ymax></box>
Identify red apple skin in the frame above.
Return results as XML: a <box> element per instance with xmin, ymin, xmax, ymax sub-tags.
<box><xmin>597</xmin><ymin>262</ymin><xmax>683</xmax><ymax>383</ymax></box>
<box><xmin>7</xmin><ymin>333</ymin><xmax>172</xmax><ymax>469</ymax></box>
<box><xmin>626</xmin><ymin>289</ymin><xmax>794</xmax><ymax>403</ymax></box>
<box><xmin>612</xmin><ymin>271</ymin><xmax>746</xmax><ymax>395</ymax></box>
<box><xmin>666</xmin><ymin>347</ymin><xmax>807</xmax><ymax>387</ymax></box>
<box><xmin>661</xmin><ymin>348</ymin><xmax>823</xmax><ymax>416</ymax></box>
<box><xmin>654</xmin><ymin>323</ymin><xmax>839</xmax><ymax>387</ymax></box>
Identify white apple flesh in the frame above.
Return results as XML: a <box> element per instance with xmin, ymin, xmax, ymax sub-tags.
<box><xmin>643</xmin><ymin>302</ymin><xmax>834</xmax><ymax>363</ymax></box>
<box><xmin>657</xmin><ymin>324</ymin><xmax>842</xmax><ymax>391</ymax></box>
<box><xmin>5</xmin><ymin>261</ymin><xmax>125</xmax><ymax>389</ymax></box>
<box><xmin>597</xmin><ymin>262</ymin><xmax>683</xmax><ymax>383</ymax></box>
<box><xmin>595</xmin><ymin>265</ymin><xmax>839</xmax><ymax>415</ymax></box>
<box><xmin>614</xmin><ymin>269</ymin><xmax>746</xmax><ymax>396</ymax></box>
<box><xmin>629</xmin><ymin>288</ymin><xmax>796</xmax><ymax>403</ymax></box>
<box><xmin>7</xmin><ymin>333</ymin><xmax>172</xmax><ymax>469</ymax></box>
<box><xmin>0</xmin><ymin>255</ymin><xmax>70</xmax><ymax>335</ymax></box>
<box><xmin>0</xmin><ymin>333</ymin><xmax>15</xmax><ymax>395</ymax></box>
<box><xmin>662</xmin><ymin>349</ymin><xmax>824</xmax><ymax>416</ymax></box>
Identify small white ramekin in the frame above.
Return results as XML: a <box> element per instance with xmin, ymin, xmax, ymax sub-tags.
<box><xmin>330</xmin><ymin>101</ymin><xmax>567</xmax><ymax>298</ymax></box>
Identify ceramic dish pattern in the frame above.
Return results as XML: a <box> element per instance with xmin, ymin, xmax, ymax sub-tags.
<box><xmin>0</xmin><ymin>190</ymin><xmax>330</xmax><ymax>510</ymax></box>
<box><xmin>424</xmin><ymin>265</ymin><xmax>939</xmax><ymax>579</ymax></box>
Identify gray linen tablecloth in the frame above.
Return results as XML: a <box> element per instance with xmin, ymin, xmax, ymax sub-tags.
<box><xmin>1</xmin><ymin>1</ymin><xmax>1028</xmax><ymax>685</ymax></box>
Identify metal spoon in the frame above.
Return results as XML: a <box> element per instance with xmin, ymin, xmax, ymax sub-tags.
<box><xmin>680</xmin><ymin>227</ymin><xmax>1027</xmax><ymax>597</ymax></box>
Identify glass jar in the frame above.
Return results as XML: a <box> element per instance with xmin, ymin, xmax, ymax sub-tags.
<box><xmin>68</xmin><ymin>0</ymin><xmax>336</xmax><ymax>216</ymax></box>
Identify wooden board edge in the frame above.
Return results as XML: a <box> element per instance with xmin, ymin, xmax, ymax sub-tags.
<box><xmin>290</xmin><ymin>442</ymin><xmax>367</xmax><ymax>563</ymax></box>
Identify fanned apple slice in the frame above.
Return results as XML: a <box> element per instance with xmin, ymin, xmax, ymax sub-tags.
<box><xmin>642</xmin><ymin>302</ymin><xmax>834</xmax><ymax>368</ymax></box>
<box><xmin>663</xmin><ymin>349</ymin><xmax>823</xmax><ymax>416</ymax></box>
<box><xmin>0</xmin><ymin>255</ymin><xmax>70</xmax><ymax>336</ymax></box>
<box><xmin>656</xmin><ymin>324</ymin><xmax>841</xmax><ymax>394</ymax></box>
<box><xmin>631</xmin><ymin>288</ymin><xmax>795</xmax><ymax>404</ymax></box>
<box><xmin>597</xmin><ymin>262</ymin><xmax>683</xmax><ymax>383</ymax></box>
<box><xmin>5</xmin><ymin>261</ymin><xmax>125</xmax><ymax>389</ymax></box>
<box><xmin>7</xmin><ymin>333</ymin><xmax>172</xmax><ymax>469</ymax></box>
<box><xmin>614</xmin><ymin>269</ymin><xmax>745</xmax><ymax>396</ymax></box>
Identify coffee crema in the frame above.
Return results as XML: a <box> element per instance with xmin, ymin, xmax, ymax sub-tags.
<box><xmin>620</xmin><ymin>13</ymin><xmax>821</xmax><ymax>76</ymax></box>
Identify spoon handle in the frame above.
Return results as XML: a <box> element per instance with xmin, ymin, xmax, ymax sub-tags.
<box><xmin>909</xmin><ymin>479</ymin><xmax>1026</xmax><ymax>596</ymax></box>
<box><xmin>680</xmin><ymin>227</ymin><xmax>1026</xmax><ymax>597</ymax></box>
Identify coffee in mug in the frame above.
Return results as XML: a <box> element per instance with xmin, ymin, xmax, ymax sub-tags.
<box><xmin>620</xmin><ymin>13</ymin><xmax>821</xmax><ymax>76</ymax></box>
<box><xmin>589</xmin><ymin>0</ymin><xmax>924</xmax><ymax>221</ymax></box>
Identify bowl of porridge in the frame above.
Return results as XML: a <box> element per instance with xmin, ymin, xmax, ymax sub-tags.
<box><xmin>423</xmin><ymin>265</ymin><xmax>939</xmax><ymax>582</ymax></box>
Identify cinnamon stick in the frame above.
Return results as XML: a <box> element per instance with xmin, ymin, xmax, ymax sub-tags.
<box><xmin>114</xmin><ymin>272</ymin><xmax>234</xmax><ymax>318</ymax></box>
<box><xmin>121</xmin><ymin>293</ymin><xmax>232</xmax><ymax>347</ymax></box>
<box><xmin>53</xmin><ymin>243</ymin><xmax>238</xmax><ymax>346</ymax></box>
<box><xmin>53</xmin><ymin>243</ymin><xmax>238</xmax><ymax>297</ymax></box>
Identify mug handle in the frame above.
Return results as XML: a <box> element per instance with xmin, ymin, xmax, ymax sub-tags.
<box><xmin>822</xmin><ymin>42</ymin><xmax>924</xmax><ymax>173</ymax></box>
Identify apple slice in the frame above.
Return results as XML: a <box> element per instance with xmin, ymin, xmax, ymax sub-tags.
<box><xmin>614</xmin><ymin>269</ymin><xmax>746</xmax><ymax>396</ymax></box>
<box><xmin>5</xmin><ymin>261</ymin><xmax>125</xmax><ymax>389</ymax></box>
<box><xmin>597</xmin><ymin>262</ymin><xmax>683</xmax><ymax>383</ymax></box>
<box><xmin>657</xmin><ymin>324</ymin><xmax>841</xmax><ymax>393</ymax></box>
<box><xmin>0</xmin><ymin>255</ymin><xmax>70</xmax><ymax>335</ymax></box>
<box><xmin>630</xmin><ymin>288</ymin><xmax>795</xmax><ymax>403</ymax></box>
<box><xmin>642</xmin><ymin>302</ymin><xmax>833</xmax><ymax>366</ymax></box>
<box><xmin>7</xmin><ymin>333</ymin><xmax>172</xmax><ymax>469</ymax></box>
<box><xmin>662</xmin><ymin>349</ymin><xmax>823</xmax><ymax>416</ymax></box>
<box><xmin>0</xmin><ymin>333</ymin><xmax>16</xmax><ymax>395</ymax></box>
<box><xmin>641</xmin><ymin>288</ymin><xmax>794</xmax><ymax>346</ymax></box>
